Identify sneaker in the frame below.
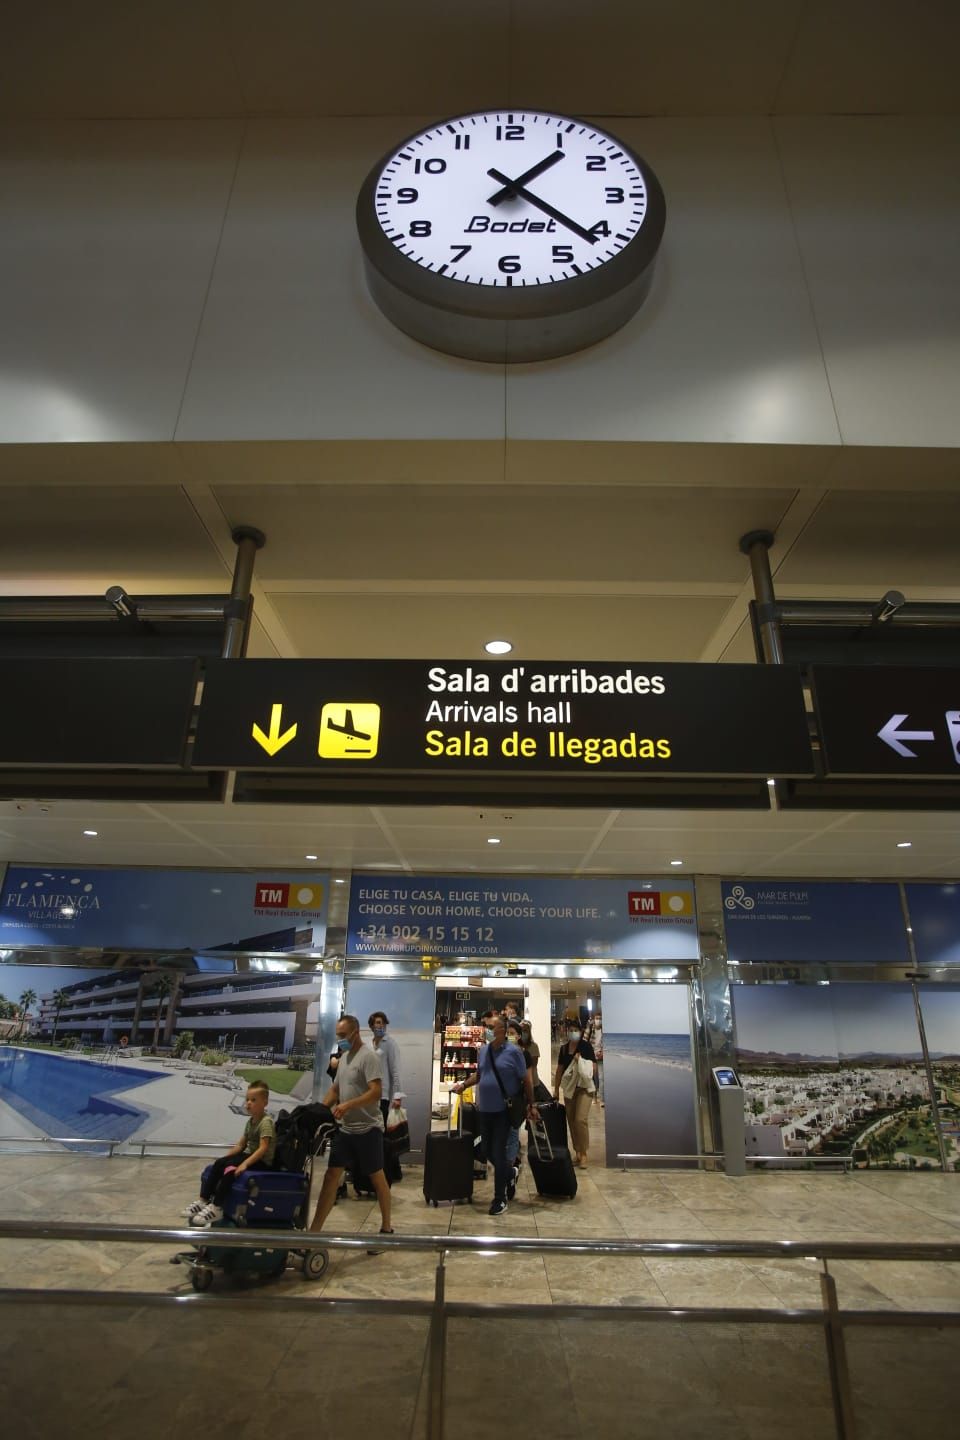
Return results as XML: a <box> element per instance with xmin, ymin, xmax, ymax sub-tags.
<box><xmin>182</xmin><ymin>1199</ymin><xmax>205</xmax><ymax>1219</ymax></box>
<box><xmin>506</xmin><ymin>1174</ymin><xmax>517</xmax><ymax>1202</ymax></box>
<box><xmin>189</xmin><ymin>1203</ymin><xmax>221</xmax><ymax>1228</ymax></box>
<box><xmin>488</xmin><ymin>1199</ymin><xmax>508</xmax><ymax>1217</ymax></box>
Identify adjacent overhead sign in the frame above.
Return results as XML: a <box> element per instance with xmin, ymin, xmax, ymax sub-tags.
<box><xmin>0</xmin><ymin>659</ymin><xmax>198</xmax><ymax>767</ymax></box>
<box><xmin>813</xmin><ymin>666</ymin><xmax>960</xmax><ymax>778</ymax></box>
<box><xmin>192</xmin><ymin>660</ymin><xmax>814</xmax><ymax>779</ymax></box>
<box><xmin>347</xmin><ymin>874</ymin><xmax>699</xmax><ymax>961</ymax></box>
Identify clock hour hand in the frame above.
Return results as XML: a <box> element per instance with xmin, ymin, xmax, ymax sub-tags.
<box><xmin>486</xmin><ymin>168</ymin><xmax>597</xmax><ymax>244</ymax></box>
<box><xmin>487</xmin><ymin>149</ymin><xmax>564</xmax><ymax>206</ymax></box>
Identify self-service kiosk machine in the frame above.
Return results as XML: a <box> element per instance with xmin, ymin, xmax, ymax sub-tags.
<box><xmin>712</xmin><ymin>1067</ymin><xmax>746</xmax><ymax>1177</ymax></box>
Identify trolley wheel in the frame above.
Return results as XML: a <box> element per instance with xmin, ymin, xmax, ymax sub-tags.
<box><xmin>191</xmin><ymin>1265</ymin><xmax>214</xmax><ymax>1292</ymax></box>
<box><xmin>303</xmin><ymin>1248</ymin><xmax>329</xmax><ymax>1280</ymax></box>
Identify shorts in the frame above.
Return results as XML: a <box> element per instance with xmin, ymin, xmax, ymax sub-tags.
<box><xmin>328</xmin><ymin>1126</ymin><xmax>384</xmax><ymax>1177</ymax></box>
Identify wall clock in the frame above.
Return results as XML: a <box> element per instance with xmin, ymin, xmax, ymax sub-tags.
<box><xmin>356</xmin><ymin>109</ymin><xmax>666</xmax><ymax>363</ymax></box>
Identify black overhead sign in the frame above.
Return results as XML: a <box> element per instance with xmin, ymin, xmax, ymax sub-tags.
<box><xmin>813</xmin><ymin>665</ymin><xmax>960</xmax><ymax>779</ymax></box>
<box><xmin>191</xmin><ymin>659</ymin><xmax>815</xmax><ymax>779</ymax></box>
<box><xmin>0</xmin><ymin>658</ymin><xmax>198</xmax><ymax>767</ymax></box>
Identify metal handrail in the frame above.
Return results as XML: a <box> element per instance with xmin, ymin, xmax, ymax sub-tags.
<box><xmin>1</xmin><ymin>1219</ymin><xmax>958</xmax><ymax>1264</ymax></box>
<box><xmin>2</xmin><ymin>1220</ymin><xmax>958</xmax><ymax>1440</ymax></box>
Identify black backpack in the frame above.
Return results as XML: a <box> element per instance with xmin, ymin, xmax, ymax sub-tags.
<box><xmin>273</xmin><ymin>1101</ymin><xmax>337</xmax><ymax>1173</ymax></box>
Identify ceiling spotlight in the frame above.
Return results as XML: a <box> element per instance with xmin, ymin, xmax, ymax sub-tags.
<box><xmin>305</xmin><ymin>854</ymin><xmax>318</xmax><ymax>861</ymax></box>
<box><xmin>896</xmin><ymin>841</ymin><xmax>912</xmax><ymax>849</ymax></box>
<box><xmin>766</xmin><ymin>778</ymin><xmax>776</xmax><ymax>787</ymax></box>
<box><xmin>334</xmin><ymin>878</ymin><xmax>346</xmax><ymax>885</ymax></box>
<box><xmin>487</xmin><ymin>837</ymin><xmax>501</xmax><ymax>845</ymax></box>
<box><xmin>670</xmin><ymin>859</ymin><xmax>683</xmax><ymax>866</ymax></box>
<box><xmin>484</xmin><ymin>640</ymin><xmax>513</xmax><ymax>656</ymax></box>
<box><xmin>83</xmin><ymin>829</ymin><xmax>98</xmax><ymax>837</ymax></box>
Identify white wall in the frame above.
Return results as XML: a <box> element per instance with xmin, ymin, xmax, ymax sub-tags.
<box><xmin>0</xmin><ymin>117</ymin><xmax>957</xmax><ymax>449</ymax></box>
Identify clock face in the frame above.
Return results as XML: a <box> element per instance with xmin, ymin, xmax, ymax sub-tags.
<box><xmin>373</xmin><ymin>110</ymin><xmax>651</xmax><ymax>289</ymax></box>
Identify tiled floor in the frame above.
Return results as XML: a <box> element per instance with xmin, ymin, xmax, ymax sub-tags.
<box><xmin>0</xmin><ymin>1117</ymin><xmax>958</xmax><ymax>1439</ymax></box>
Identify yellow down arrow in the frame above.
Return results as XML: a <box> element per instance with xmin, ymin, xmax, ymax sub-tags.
<box><xmin>252</xmin><ymin>703</ymin><xmax>298</xmax><ymax>756</ymax></box>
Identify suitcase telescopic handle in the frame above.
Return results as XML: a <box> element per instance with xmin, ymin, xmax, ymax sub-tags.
<box><xmin>448</xmin><ymin>1092</ymin><xmax>462</xmax><ymax>1136</ymax></box>
<box><xmin>528</xmin><ymin>1117</ymin><xmax>555</xmax><ymax>1163</ymax></box>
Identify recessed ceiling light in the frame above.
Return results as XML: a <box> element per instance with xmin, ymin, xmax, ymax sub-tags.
<box><xmin>766</xmin><ymin>778</ymin><xmax>776</xmax><ymax>787</ymax></box>
<box><xmin>896</xmin><ymin>841</ymin><xmax>912</xmax><ymax>849</ymax></box>
<box><xmin>487</xmin><ymin>837</ymin><xmax>501</xmax><ymax>845</ymax></box>
<box><xmin>334</xmin><ymin>878</ymin><xmax>346</xmax><ymax>885</ymax></box>
<box><xmin>83</xmin><ymin>829</ymin><xmax>98</xmax><ymax>837</ymax></box>
<box><xmin>305</xmin><ymin>854</ymin><xmax>318</xmax><ymax>860</ymax></box>
<box><xmin>670</xmin><ymin>859</ymin><xmax>683</xmax><ymax>866</ymax></box>
<box><xmin>484</xmin><ymin>640</ymin><xmax>512</xmax><ymax>656</ymax></box>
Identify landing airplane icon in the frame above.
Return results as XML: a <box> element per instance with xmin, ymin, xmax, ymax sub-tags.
<box><xmin>325</xmin><ymin>709</ymin><xmax>372</xmax><ymax>742</ymax></box>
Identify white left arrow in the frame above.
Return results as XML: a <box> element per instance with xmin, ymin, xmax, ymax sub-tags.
<box><xmin>877</xmin><ymin>713</ymin><xmax>935</xmax><ymax>759</ymax></box>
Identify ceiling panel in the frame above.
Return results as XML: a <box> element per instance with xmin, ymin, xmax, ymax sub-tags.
<box><xmin>0</xmin><ymin>485</ymin><xmax>225</xmax><ymax>583</ymax></box>
<box><xmin>266</xmin><ymin>592</ymin><xmax>733</xmax><ymax>661</ymax></box>
<box><xmin>777</xmin><ymin>490</ymin><xmax>960</xmax><ymax>587</ymax></box>
<box><xmin>215</xmin><ymin>483</ymin><xmax>792</xmax><ymax>584</ymax></box>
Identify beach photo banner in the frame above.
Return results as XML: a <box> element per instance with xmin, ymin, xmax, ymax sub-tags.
<box><xmin>722</xmin><ymin>880</ymin><xmax>910</xmax><ymax>966</ymax></box>
<box><xmin>343</xmin><ymin>977</ymin><xmax>435</xmax><ymax>1157</ymax></box>
<box><xmin>0</xmin><ymin>865</ymin><xmax>330</xmax><ymax>952</ymax></box>
<box><xmin>601</xmin><ymin>981</ymin><xmax>698</xmax><ymax>1167</ymax></box>
<box><xmin>347</xmin><ymin>874</ymin><xmax>698</xmax><ymax>962</ymax></box>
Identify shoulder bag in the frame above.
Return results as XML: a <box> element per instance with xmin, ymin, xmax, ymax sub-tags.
<box><xmin>487</xmin><ymin>1047</ymin><xmax>527</xmax><ymax>1127</ymax></box>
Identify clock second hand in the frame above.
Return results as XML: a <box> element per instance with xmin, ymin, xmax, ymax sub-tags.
<box><xmin>486</xmin><ymin>167</ymin><xmax>597</xmax><ymax>244</ymax></box>
<box><xmin>487</xmin><ymin>149</ymin><xmax>564</xmax><ymax>206</ymax></box>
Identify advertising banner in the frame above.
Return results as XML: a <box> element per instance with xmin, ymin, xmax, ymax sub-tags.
<box><xmin>601</xmin><ymin>981</ymin><xmax>698</xmax><ymax>1167</ymax></box>
<box><xmin>918</xmin><ymin>986</ymin><xmax>960</xmax><ymax>1171</ymax></box>
<box><xmin>0</xmin><ymin>866</ymin><xmax>329</xmax><ymax>952</ymax></box>
<box><xmin>732</xmin><ymin>984</ymin><xmax>939</xmax><ymax>1168</ymax></box>
<box><xmin>0</xmin><ymin>960</ymin><xmax>323</xmax><ymax>1152</ymax></box>
<box><xmin>343</xmin><ymin>977</ymin><xmax>436</xmax><ymax>1159</ymax></box>
<box><xmin>722</xmin><ymin>880</ymin><xmax>910</xmax><ymax>966</ymax></box>
<box><xmin>347</xmin><ymin>874</ymin><xmax>698</xmax><ymax>961</ymax></box>
<box><xmin>905</xmin><ymin>884</ymin><xmax>960</xmax><ymax>968</ymax></box>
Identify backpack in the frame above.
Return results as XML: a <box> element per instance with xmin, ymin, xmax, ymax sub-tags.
<box><xmin>273</xmin><ymin>1101</ymin><xmax>337</xmax><ymax>1173</ymax></box>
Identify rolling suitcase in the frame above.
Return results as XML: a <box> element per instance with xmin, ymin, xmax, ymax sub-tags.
<box><xmin>527</xmin><ymin>1116</ymin><xmax>578</xmax><ymax>1200</ymax></box>
<box><xmin>423</xmin><ymin>1099</ymin><xmax>474</xmax><ymax>1206</ymax></box>
<box><xmin>534</xmin><ymin>1100</ymin><xmax>569</xmax><ymax>1152</ymax></box>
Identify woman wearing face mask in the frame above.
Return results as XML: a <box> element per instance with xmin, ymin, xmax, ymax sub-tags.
<box><xmin>553</xmin><ymin>1012</ymin><xmax>598</xmax><ymax>1167</ymax></box>
<box><xmin>369</xmin><ymin>1011</ymin><xmax>405</xmax><ymax>1182</ymax></box>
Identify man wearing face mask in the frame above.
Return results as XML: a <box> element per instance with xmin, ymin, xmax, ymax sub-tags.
<box><xmin>309</xmin><ymin>1015</ymin><xmax>393</xmax><ymax>1239</ymax></box>
<box><xmin>452</xmin><ymin>1013</ymin><xmax>538</xmax><ymax>1216</ymax></box>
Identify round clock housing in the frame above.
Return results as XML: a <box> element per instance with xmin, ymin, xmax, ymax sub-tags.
<box><xmin>356</xmin><ymin>110</ymin><xmax>666</xmax><ymax>363</ymax></box>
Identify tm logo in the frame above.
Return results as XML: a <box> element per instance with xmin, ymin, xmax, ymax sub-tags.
<box><xmin>627</xmin><ymin>890</ymin><xmax>693</xmax><ymax>919</ymax></box>
<box><xmin>255</xmin><ymin>882</ymin><xmax>324</xmax><ymax>911</ymax></box>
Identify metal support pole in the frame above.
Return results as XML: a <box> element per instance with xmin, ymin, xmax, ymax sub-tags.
<box><xmin>819</xmin><ymin>1262</ymin><xmax>857</xmax><ymax>1440</ymax></box>
<box><xmin>427</xmin><ymin>1250</ymin><xmax>447</xmax><ymax>1440</ymax></box>
<box><xmin>739</xmin><ymin>529</ymin><xmax>785</xmax><ymax>665</ymax></box>
<box><xmin>221</xmin><ymin>525</ymin><xmax>266</xmax><ymax>660</ymax></box>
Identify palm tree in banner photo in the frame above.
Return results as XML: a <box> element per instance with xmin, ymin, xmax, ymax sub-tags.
<box><xmin>151</xmin><ymin>973</ymin><xmax>175</xmax><ymax>1051</ymax></box>
<box><xmin>17</xmin><ymin>989</ymin><xmax>37</xmax><ymax>1042</ymax></box>
<box><xmin>51</xmin><ymin>989</ymin><xmax>68</xmax><ymax>1044</ymax></box>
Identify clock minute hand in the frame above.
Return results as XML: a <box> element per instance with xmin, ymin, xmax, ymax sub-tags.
<box><xmin>488</xmin><ymin>149</ymin><xmax>564</xmax><ymax>207</ymax></box>
<box><xmin>486</xmin><ymin>168</ymin><xmax>597</xmax><ymax>245</ymax></box>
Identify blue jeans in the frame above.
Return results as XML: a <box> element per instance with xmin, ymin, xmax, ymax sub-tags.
<box><xmin>478</xmin><ymin>1108</ymin><xmax>512</xmax><ymax>1202</ymax></box>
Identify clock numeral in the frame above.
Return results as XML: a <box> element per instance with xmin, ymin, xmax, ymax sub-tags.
<box><xmin>454</xmin><ymin>134</ymin><xmax>471</xmax><ymax>151</ymax></box>
<box><xmin>397</xmin><ymin>188</ymin><xmax>418</xmax><ymax>204</ymax></box>
<box><xmin>551</xmin><ymin>245</ymin><xmax>574</xmax><ymax>264</ymax></box>
<box><xmin>585</xmin><ymin>155</ymin><xmax>606</xmax><ymax>171</ymax></box>
<box><xmin>591</xmin><ymin>220</ymin><xmax>611</xmax><ymax>238</ymax></box>
<box><xmin>449</xmin><ymin>245</ymin><xmax>472</xmax><ymax>263</ymax></box>
<box><xmin>605</xmin><ymin>187</ymin><xmax>625</xmax><ymax>204</ymax></box>
<box><xmin>409</xmin><ymin>220</ymin><xmax>433</xmax><ymax>237</ymax></box>
<box><xmin>495</xmin><ymin>124</ymin><xmax>525</xmax><ymax>141</ymax></box>
<box><xmin>413</xmin><ymin>158</ymin><xmax>447</xmax><ymax>174</ymax></box>
<box><xmin>498</xmin><ymin>254</ymin><xmax>521</xmax><ymax>274</ymax></box>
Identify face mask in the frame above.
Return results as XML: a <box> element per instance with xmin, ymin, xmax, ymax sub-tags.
<box><xmin>337</xmin><ymin>1034</ymin><xmax>355</xmax><ymax>1052</ymax></box>
<box><xmin>567</xmin><ymin>1031</ymin><xmax>581</xmax><ymax>1042</ymax></box>
<box><xmin>484</xmin><ymin>1027</ymin><xmax>495</xmax><ymax>1042</ymax></box>
<box><xmin>507</xmin><ymin>1034</ymin><xmax>519</xmax><ymax>1045</ymax></box>
<box><xmin>373</xmin><ymin>1026</ymin><xmax>385</xmax><ymax>1038</ymax></box>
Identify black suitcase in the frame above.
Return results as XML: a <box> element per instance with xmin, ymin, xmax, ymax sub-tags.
<box><xmin>423</xmin><ymin>1102</ymin><xmax>474</xmax><ymax>1206</ymax></box>
<box><xmin>526</xmin><ymin>1117</ymin><xmax>578</xmax><ymax>1200</ymax></box>
<box><xmin>534</xmin><ymin>1100</ymin><xmax>568</xmax><ymax>1152</ymax></box>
